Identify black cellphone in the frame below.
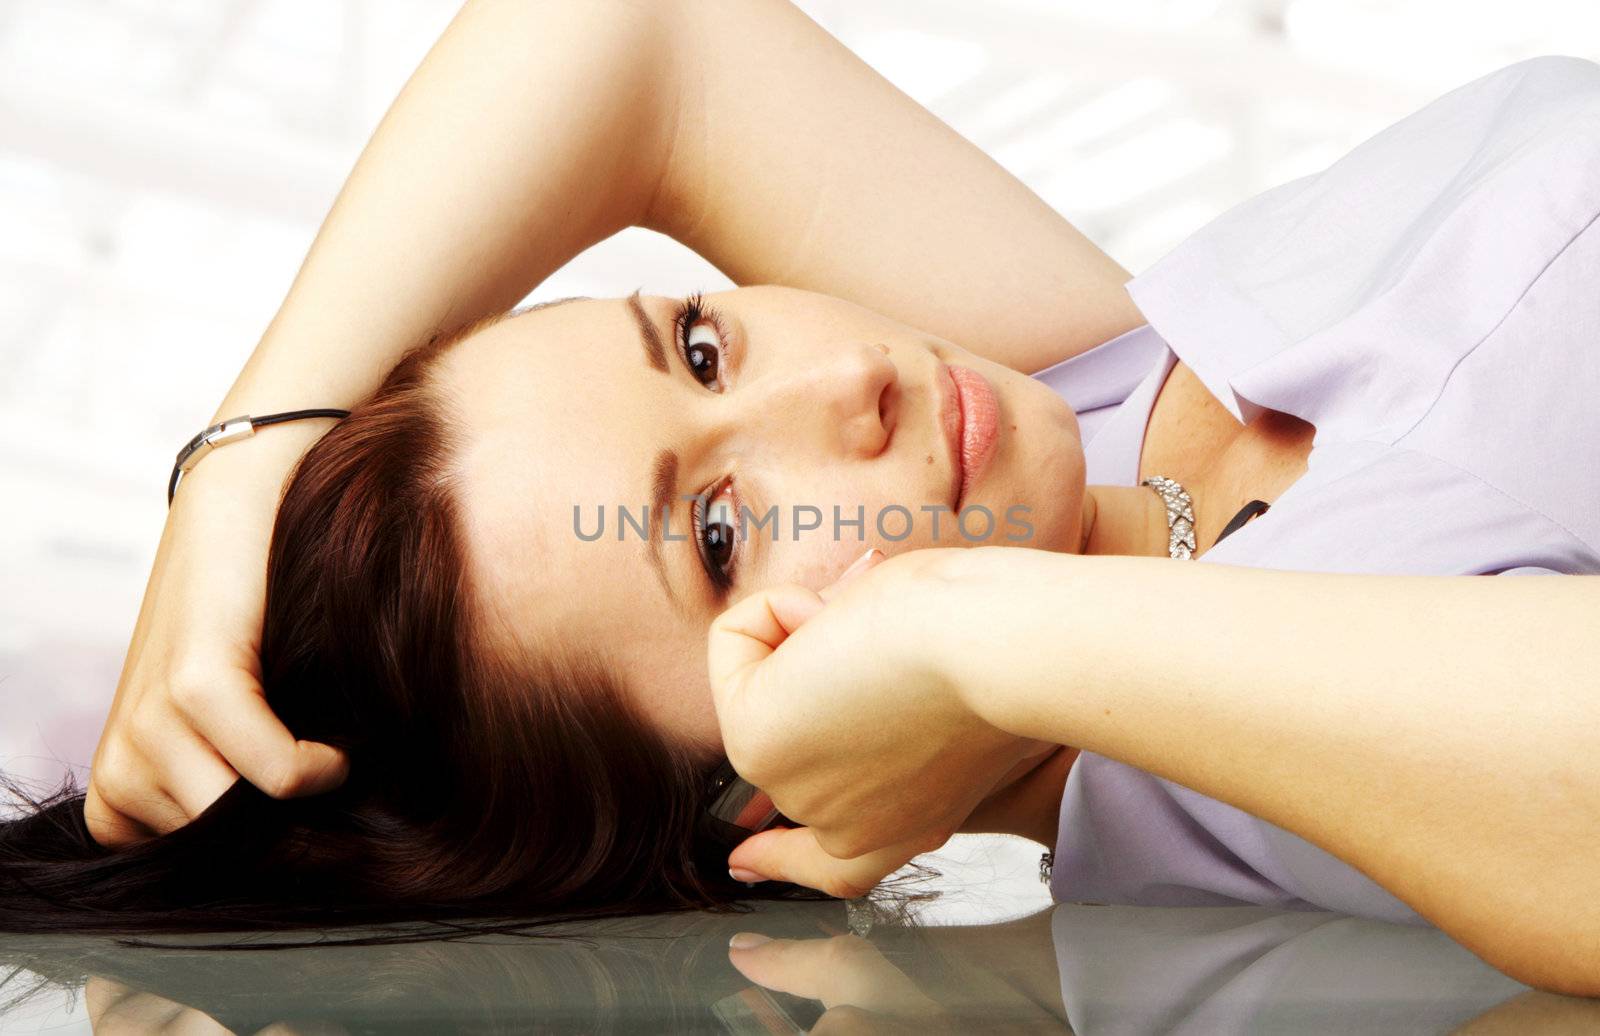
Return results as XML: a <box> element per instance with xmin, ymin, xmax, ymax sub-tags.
<box><xmin>701</xmin><ymin>759</ymin><xmax>783</xmax><ymax>850</ymax></box>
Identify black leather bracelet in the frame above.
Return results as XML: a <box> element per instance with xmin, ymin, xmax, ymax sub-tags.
<box><xmin>167</xmin><ymin>409</ymin><xmax>350</xmax><ymax>507</ymax></box>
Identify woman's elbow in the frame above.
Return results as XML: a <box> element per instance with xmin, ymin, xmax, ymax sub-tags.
<box><xmin>1482</xmin><ymin>917</ymin><xmax>1600</xmax><ymax>997</ymax></box>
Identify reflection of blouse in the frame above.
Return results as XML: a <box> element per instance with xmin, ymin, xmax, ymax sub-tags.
<box><xmin>1049</xmin><ymin>903</ymin><xmax>1530</xmax><ymax>1030</ymax></box>
<box><xmin>1028</xmin><ymin>56</ymin><xmax>1600</xmax><ymax>925</ymax></box>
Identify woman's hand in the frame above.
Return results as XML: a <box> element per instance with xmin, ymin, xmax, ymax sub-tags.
<box><xmin>727</xmin><ymin>931</ymin><xmax>946</xmax><ymax>1032</ymax></box>
<box><xmin>707</xmin><ymin>547</ymin><xmax>1047</xmax><ymax>896</ymax></box>
<box><xmin>84</xmin><ymin>428</ymin><xmax>348</xmax><ymax>847</ymax></box>
<box><xmin>726</xmin><ymin>907</ymin><xmax>1066</xmax><ymax>1032</ymax></box>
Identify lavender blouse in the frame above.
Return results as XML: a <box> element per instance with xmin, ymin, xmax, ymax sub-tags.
<box><xmin>1027</xmin><ymin>56</ymin><xmax>1600</xmax><ymax>925</ymax></box>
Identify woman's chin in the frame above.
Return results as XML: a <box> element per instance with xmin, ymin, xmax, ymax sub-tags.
<box><xmin>990</xmin><ymin>457</ymin><xmax>1086</xmax><ymax>554</ymax></box>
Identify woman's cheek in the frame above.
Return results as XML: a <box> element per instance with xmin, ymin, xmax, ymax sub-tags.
<box><xmin>784</xmin><ymin>539</ymin><xmax>878</xmax><ymax>591</ymax></box>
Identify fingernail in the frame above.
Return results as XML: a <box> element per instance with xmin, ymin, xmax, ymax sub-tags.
<box><xmin>729</xmin><ymin>866</ymin><xmax>767</xmax><ymax>884</ymax></box>
<box><xmin>838</xmin><ymin>547</ymin><xmax>884</xmax><ymax>582</ymax></box>
<box><xmin>729</xmin><ymin>932</ymin><xmax>772</xmax><ymax>950</ymax></box>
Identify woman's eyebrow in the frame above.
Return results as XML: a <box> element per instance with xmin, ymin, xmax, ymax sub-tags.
<box><xmin>627</xmin><ymin>289</ymin><xmax>670</xmax><ymax>373</ymax></box>
<box><xmin>632</xmin><ymin>292</ymin><xmax>718</xmax><ymax>611</ymax></box>
<box><xmin>509</xmin><ymin>294</ymin><xmax>591</xmax><ymax>318</ymax></box>
<box><xmin>646</xmin><ymin>447</ymin><xmax>683</xmax><ymax>605</ymax></box>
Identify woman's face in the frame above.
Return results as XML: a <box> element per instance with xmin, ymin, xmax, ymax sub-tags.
<box><xmin>439</xmin><ymin>286</ymin><xmax>1087</xmax><ymax>755</ymax></box>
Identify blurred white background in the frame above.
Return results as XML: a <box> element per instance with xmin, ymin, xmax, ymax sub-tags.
<box><xmin>3</xmin><ymin>0</ymin><xmax>1599</xmax><ymax>971</ymax></box>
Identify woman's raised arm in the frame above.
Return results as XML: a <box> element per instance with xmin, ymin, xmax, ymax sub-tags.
<box><xmin>231</xmin><ymin>0</ymin><xmax>1140</xmax><ymax>425</ymax></box>
<box><xmin>647</xmin><ymin>0</ymin><xmax>1143</xmax><ymax>374</ymax></box>
<box><xmin>87</xmin><ymin>0</ymin><xmax>687</xmax><ymax>847</ymax></box>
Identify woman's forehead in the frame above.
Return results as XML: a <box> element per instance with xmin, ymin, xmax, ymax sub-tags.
<box><xmin>442</xmin><ymin>293</ymin><xmax>681</xmax><ymax>411</ymax></box>
<box><xmin>439</xmin><ymin>297</ymin><xmax>693</xmax><ymax>647</ymax></box>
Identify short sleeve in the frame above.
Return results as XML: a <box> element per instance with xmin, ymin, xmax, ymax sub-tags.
<box><xmin>1051</xmin><ymin>752</ymin><xmax>1425</xmax><ymax>926</ymax></box>
<box><xmin>1125</xmin><ymin>57</ymin><xmax>1600</xmax><ymax>447</ymax></box>
<box><xmin>1051</xmin><ymin>904</ymin><xmax>1532</xmax><ymax>1032</ymax></box>
<box><xmin>1392</xmin><ymin>209</ymin><xmax>1600</xmax><ymax>554</ymax></box>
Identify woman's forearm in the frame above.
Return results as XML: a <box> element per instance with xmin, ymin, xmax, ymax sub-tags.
<box><xmin>99</xmin><ymin>1</ymin><xmax>690</xmax><ymax>838</ymax></box>
<box><xmin>217</xmin><ymin>0</ymin><xmax>1141</xmax><ymax>440</ymax></box>
<box><xmin>211</xmin><ymin>0</ymin><xmax>674</xmax><ymax>426</ymax></box>
<box><xmin>939</xmin><ymin>550</ymin><xmax>1600</xmax><ymax>993</ymax></box>
<box><xmin>649</xmin><ymin>0</ymin><xmax>1140</xmax><ymax>374</ymax></box>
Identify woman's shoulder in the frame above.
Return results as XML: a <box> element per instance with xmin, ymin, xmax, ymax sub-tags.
<box><xmin>1119</xmin><ymin>58</ymin><xmax>1600</xmax><ymax>546</ymax></box>
<box><xmin>1390</xmin><ymin>209</ymin><xmax>1600</xmax><ymax>554</ymax></box>
<box><xmin>1125</xmin><ymin>58</ymin><xmax>1600</xmax><ymax>442</ymax></box>
<box><xmin>1201</xmin><ymin>441</ymin><xmax>1600</xmax><ymax>574</ymax></box>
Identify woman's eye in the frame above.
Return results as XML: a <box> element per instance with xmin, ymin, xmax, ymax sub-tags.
<box><xmin>683</xmin><ymin>322</ymin><xmax>723</xmax><ymax>391</ymax></box>
<box><xmin>672</xmin><ymin>291</ymin><xmax>733</xmax><ymax>393</ymax></box>
<box><xmin>694</xmin><ymin>486</ymin><xmax>739</xmax><ymax>587</ymax></box>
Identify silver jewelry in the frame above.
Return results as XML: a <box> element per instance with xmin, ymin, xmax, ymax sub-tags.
<box><xmin>167</xmin><ymin>408</ymin><xmax>349</xmax><ymax>506</ymax></box>
<box><xmin>1141</xmin><ymin>475</ymin><xmax>1196</xmax><ymax>560</ymax></box>
<box><xmin>1039</xmin><ymin>850</ymin><xmax>1053</xmax><ymax>885</ymax></box>
<box><xmin>845</xmin><ymin>897</ymin><xmax>874</xmax><ymax>938</ymax></box>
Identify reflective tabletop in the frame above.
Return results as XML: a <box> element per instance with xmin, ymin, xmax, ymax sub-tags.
<box><xmin>3</xmin><ymin>900</ymin><xmax>1594</xmax><ymax>1033</ymax></box>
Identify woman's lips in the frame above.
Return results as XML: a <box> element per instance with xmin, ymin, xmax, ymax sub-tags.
<box><xmin>941</xmin><ymin>364</ymin><xmax>999</xmax><ymax>510</ymax></box>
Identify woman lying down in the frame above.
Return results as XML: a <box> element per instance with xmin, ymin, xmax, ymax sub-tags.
<box><xmin>5</xmin><ymin>0</ymin><xmax>1599</xmax><ymax>998</ymax></box>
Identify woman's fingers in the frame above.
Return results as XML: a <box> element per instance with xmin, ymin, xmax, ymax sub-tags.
<box><xmin>816</xmin><ymin>547</ymin><xmax>885</xmax><ymax>604</ymax></box>
<box><xmin>729</xmin><ymin>933</ymin><xmax>943</xmax><ymax>1029</ymax></box>
<box><xmin>156</xmin><ymin>734</ymin><xmax>244</xmax><ymax>829</ymax></box>
<box><xmin>707</xmin><ymin>548</ymin><xmax>886</xmax><ymax>751</ymax></box>
<box><xmin>728</xmin><ymin>826</ymin><xmax>923</xmax><ymax>900</ymax></box>
<box><xmin>707</xmin><ymin>583</ymin><xmax>827</xmax><ymax>717</ymax></box>
<box><xmin>174</xmin><ymin>673</ymin><xmax>349</xmax><ymax>800</ymax></box>
<box><xmin>84</xmin><ymin>733</ymin><xmax>238</xmax><ymax>840</ymax></box>
<box><xmin>85</xmin><ymin>975</ymin><xmax>232</xmax><ymax>1035</ymax></box>
<box><xmin>84</xmin><ymin>670</ymin><xmax>346</xmax><ymax>848</ymax></box>
<box><xmin>81</xmin><ymin>783</ymin><xmax>158</xmax><ymax>849</ymax></box>
<box><xmin>729</xmin><ymin>933</ymin><xmax>929</xmax><ymax>1007</ymax></box>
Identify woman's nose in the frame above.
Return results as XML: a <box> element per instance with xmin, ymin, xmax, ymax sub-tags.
<box><xmin>786</xmin><ymin>340</ymin><xmax>898</xmax><ymax>458</ymax></box>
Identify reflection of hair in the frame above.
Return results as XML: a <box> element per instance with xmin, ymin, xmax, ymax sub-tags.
<box><xmin>0</xmin><ymin>907</ymin><xmax>849</xmax><ymax>1032</ymax></box>
<box><xmin>0</xmin><ymin>314</ymin><xmax>820</xmax><ymax>940</ymax></box>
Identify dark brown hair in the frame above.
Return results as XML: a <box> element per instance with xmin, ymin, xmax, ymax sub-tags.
<box><xmin>0</xmin><ymin>313</ymin><xmax>817</xmax><ymax>941</ymax></box>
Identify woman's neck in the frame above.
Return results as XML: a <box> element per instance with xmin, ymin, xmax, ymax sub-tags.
<box><xmin>960</xmin><ymin>744</ymin><xmax>1080</xmax><ymax>846</ymax></box>
<box><xmin>1078</xmin><ymin>484</ymin><xmax>1194</xmax><ymax>557</ymax></box>
<box><xmin>1077</xmin><ymin>359</ymin><xmax>1254</xmax><ymax>558</ymax></box>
